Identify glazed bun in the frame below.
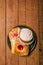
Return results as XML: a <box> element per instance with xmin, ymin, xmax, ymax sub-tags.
<box><xmin>9</xmin><ymin>27</ymin><xmax>20</xmax><ymax>40</ymax></box>
<box><xmin>20</xmin><ymin>28</ymin><xmax>33</xmax><ymax>42</ymax></box>
<box><xmin>19</xmin><ymin>28</ymin><xmax>34</xmax><ymax>45</ymax></box>
<box><xmin>11</xmin><ymin>38</ymin><xmax>29</xmax><ymax>56</ymax></box>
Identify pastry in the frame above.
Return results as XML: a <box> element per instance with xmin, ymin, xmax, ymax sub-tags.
<box><xmin>11</xmin><ymin>38</ymin><xmax>29</xmax><ymax>56</ymax></box>
<box><xmin>9</xmin><ymin>27</ymin><xmax>20</xmax><ymax>40</ymax></box>
<box><xmin>19</xmin><ymin>28</ymin><xmax>34</xmax><ymax>45</ymax></box>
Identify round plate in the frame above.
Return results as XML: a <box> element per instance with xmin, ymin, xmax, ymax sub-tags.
<box><xmin>7</xmin><ymin>25</ymin><xmax>37</xmax><ymax>56</ymax></box>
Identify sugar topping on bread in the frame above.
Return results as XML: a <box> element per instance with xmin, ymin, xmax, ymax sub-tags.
<box><xmin>19</xmin><ymin>28</ymin><xmax>33</xmax><ymax>42</ymax></box>
<box><xmin>9</xmin><ymin>27</ymin><xmax>20</xmax><ymax>40</ymax></box>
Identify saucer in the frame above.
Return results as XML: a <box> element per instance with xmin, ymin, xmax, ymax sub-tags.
<box><xmin>7</xmin><ymin>25</ymin><xmax>37</xmax><ymax>56</ymax></box>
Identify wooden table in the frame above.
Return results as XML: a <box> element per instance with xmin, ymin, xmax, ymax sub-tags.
<box><xmin>0</xmin><ymin>0</ymin><xmax>43</xmax><ymax>65</ymax></box>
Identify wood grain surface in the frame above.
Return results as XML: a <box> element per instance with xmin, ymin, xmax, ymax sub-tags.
<box><xmin>0</xmin><ymin>0</ymin><xmax>5</xmax><ymax>65</ymax></box>
<box><xmin>38</xmin><ymin>0</ymin><xmax>43</xmax><ymax>65</ymax></box>
<box><xmin>0</xmin><ymin>0</ymin><xmax>43</xmax><ymax>65</ymax></box>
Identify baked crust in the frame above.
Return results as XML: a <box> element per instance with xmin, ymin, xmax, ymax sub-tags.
<box><xmin>11</xmin><ymin>39</ymin><xmax>29</xmax><ymax>56</ymax></box>
<box><xmin>9</xmin><ymin>27</ymin><xmax>20</xmax><ymax>40</ymax></box>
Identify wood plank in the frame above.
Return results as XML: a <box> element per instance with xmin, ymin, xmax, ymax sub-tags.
<box><xmin>38</xmin><ymin>0</ymin><xmax>43</xmax><ymax>65</ymax></box>
<box><xmin>19</xmin><ymin>0</ymin><xmax>26</xmax><ymax>25</ymax></box>
<box><xmin>0</xmin><ymin>0</ymin><xmax>5</xmax><ymax>65</ymax></box>
<box><xmin>26</xmin><ymin>0</ymin><xmax>39</xmax><ymax>65</ymax></box>
<box><xmin>18</xmin><ymin>0</ymin><xmax>26</xmax><ymax>65</ymax></box>
<box><xmin>6</xmin><ymin>0</ymin><xmax>19</xmax><ymax>65</ymax></box>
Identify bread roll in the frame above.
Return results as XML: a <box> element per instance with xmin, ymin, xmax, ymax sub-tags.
<box><xmin>9</xmin><ymin>27</ymin><xmax>20</xmax><ymax>40</ymax></box>
<box><xmin>20</xmin><ymin>28</ymin><xmax>33</xmax><ymax>42</ymax></box>
<box><xmin>11</xmin><ymin>38</ymin><xmax>29</xmax><ymax>56</ymax></box>
<box><xmin>19</xmin><ymin>28</ymin><xmax>34</xmax><ymax>45</ymax></box>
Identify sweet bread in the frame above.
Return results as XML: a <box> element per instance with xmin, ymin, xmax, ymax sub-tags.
<box><xmin>19</xmin><ymin>28</ymin><xmax>33</xmax><ymax>42</ymax></box>
<box><xmin>9</xmin><ymin>27</ymin><xmax>20</xmax><ymax>40</ymax></box>
<box><xmin>19</xmin><ymin>28</ymin><xmax>34</xmax><ymax>45</ymax></box>
<box><xmin>11</xmin><ymin>38</ymin><xmax>29</xmax><ymax>56</ymax></box>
